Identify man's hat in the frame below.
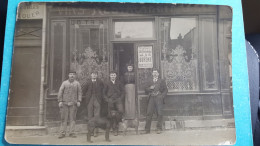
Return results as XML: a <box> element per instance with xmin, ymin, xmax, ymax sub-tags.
<box><xmin>126</xmin><ymin>63</ymin><xmax>134</xmax><ymax>67</ymax></box>
<box><xmin>152</xmin><ymin>68</ymin><xmax>159</xmax><ymax>72</ymax></box>
<box><xmin>91</xmin><ymin>70</ymin><xmax>98</xmax><ymax>74</ymax></box>
<box><xmin>69</xmin><ymin>70</ymin><xmax>76</xmax><ymax>74</ymax></box>
<box><xmin>109</xmin><ymin>70</ymin><xmax>117</xmax><ymax>74</ymax></box>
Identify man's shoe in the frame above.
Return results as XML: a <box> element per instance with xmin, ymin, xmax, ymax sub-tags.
<box><xmin>94</xmin><ymin>128</ymin><xmax>98</xmax><ymax>137</ymax></box>
<box><xmin>58</xmin><ymin>134</ymin><xmax>65</xmax><ymax>139</ymax></box>
<box><xmin>94</xmin><ymin>132</ymin><xmax>98</xmax><ymax>137</ymax></box>
<box><xmin>156</xmin><ymin>130</ymin><xmax>162</xmax><ymax>134</ymax></box>
<box><xmin>113</xmin><ymin>131</ymin><xmax>118</xmax><ymax>136</ymax></box>
<box><xmin>69</xmin><ymin>133</ymin><xmax>77</xmax><ymax>138</ymax></box>
<box><xmin>141</xmin><ymin>131</ymin><xmax>150</xmax><ymax>134</ymax></box>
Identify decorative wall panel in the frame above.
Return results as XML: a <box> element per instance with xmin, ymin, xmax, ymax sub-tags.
<box><xmin>200</xmin><ymin>16</ymin><xmax>218</xmax><ymax>90</ymax></box>
<box><xmin>50</xmin><ymin>20</ymin><xmax>66</xmax><ymax>94</ymax></box>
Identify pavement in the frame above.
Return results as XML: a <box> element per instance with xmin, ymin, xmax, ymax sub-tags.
<box><xmin>5</xmin><ymin>128</ymin><xmax>236</xmax><ymax>145</ymax></box>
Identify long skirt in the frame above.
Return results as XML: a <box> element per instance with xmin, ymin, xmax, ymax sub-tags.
<box><xmin>124</xmin><ymin>84</ymin><xmax>136</xmax><ymax>119</ymax></box>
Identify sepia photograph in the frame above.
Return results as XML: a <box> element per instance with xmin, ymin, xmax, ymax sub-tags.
<box><xmin>5</xmin><ymin>2</ymin><xmax>235</xmax><ymax>145</ymax></box>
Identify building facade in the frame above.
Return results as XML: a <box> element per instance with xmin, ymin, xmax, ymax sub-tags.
<box><xmin>7</xmin><ymin>3</ymin><xmax>233</xmax><ymax>128</ymax></box>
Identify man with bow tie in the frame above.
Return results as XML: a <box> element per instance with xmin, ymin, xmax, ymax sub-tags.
<box><xmin>83</xmin><ymin>71</ymin><xmax>105</xmax><ymax>125</ymax></box>
<box><xmin>144</xmin><ymin>68</ymin><xmax>168</xmax><ymax>134</ymax></box>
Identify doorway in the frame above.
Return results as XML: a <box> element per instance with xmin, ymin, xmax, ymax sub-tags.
<box><xmin>113</xmin><ymin>43</ymin><xmax>135</xmax><ymax>81</ymax></box>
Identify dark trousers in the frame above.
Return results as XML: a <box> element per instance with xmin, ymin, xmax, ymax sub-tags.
<box><xmin>108</xmin><ymin>99</ymin><xmax>124</xmax><ymax>131</ymax></box>
<box><xmin>108</xmin><ymin>99</ymin><xmax>124</xmax><ymax>114</ymax></box>
<box><xmin>145</xmin><ymin>95</ymin><xmax>163</xmax><ymax>132</ymax></box>
<box><xmin>87</xmin><ymin>96</ymin><xmax>101</xmax><ymax>120</ymax></box>
<box><xmin>60</xmin><ymin>104</ymin><xmax>77</xmax><ymax>135</ymax></box>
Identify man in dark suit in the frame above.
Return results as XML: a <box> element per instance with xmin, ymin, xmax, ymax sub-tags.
<box><xmin>82</xmin><ymin>71</ymin><xmax>105</xmax><ymax>136</ymax></box>
<box><xmin>144</xmin><ymin>68</ymin><xmax>168</xmax><ymax>134</ymax></box>
<box><xmin>83</xmin><ymin>71</ymin><xmax>104</xmax><ymax>119</ymax></box>
<box><xmin>104</xmin><ymin>71</ymin><xmax>124</xmax><ymax>136</ymax></box>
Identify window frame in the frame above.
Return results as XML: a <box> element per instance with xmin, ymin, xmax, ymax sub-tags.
<box><xmin>112</xmin><ymin>18</ymin><xmax>156</xmax><ymax>41</ymax></box>
<box><xmin>159</xmin><ymin>15</ymin><xmax>219</xmax><ymax>93</ymax></box>
<box><xmin>49</xmin><ymin>19</ymin><xmax>67</xmax><ymax>95</ymax></box>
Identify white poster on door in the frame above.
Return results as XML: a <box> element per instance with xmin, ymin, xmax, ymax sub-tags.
<box><xmin>138</xmin><ymin>46</ymin><xmax>153</xmax><ymax>68</ymax></box>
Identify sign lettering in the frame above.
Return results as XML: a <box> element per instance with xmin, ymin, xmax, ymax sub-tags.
<box><xmin>18</xmin><ymin>3</ymin><xmax>45</xmax><ymax>19</ymax></box>
<box><xmin>138</xmin><ymin>46</ymin><xmax>153</xmax><ymax>68</ymax></box>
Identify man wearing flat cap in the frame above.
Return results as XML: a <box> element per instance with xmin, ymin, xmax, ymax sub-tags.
<box><xmin>57</xmin><ymin>71</ymin><xmax>82</xmax><ymax>138</ymax></box>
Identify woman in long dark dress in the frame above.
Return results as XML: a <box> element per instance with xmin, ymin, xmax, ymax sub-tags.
<box><xmin>124</xmin><ymin>64</ymin><xmax>136</xmax><ymax>119</ymax></box>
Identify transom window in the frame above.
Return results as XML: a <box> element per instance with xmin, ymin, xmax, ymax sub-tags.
<box><xmin>114</xmin><ymin>20</ymin><xmax>154</xmax><ymax>39</ymax></box>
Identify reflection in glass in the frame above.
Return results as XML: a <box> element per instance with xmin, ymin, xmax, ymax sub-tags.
<box><xmin>114</xmin><ymin>21</ymin><xmax>153</xmax><ymax>39</ymax></box>
<box><xmin>170</xmin><ymin>18</ymin><xmax>196</xmax><ymax>39</ymax></box>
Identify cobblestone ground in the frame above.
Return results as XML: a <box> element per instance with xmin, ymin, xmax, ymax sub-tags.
<box><xmin>5</xmin><ymin>128</ymin><xmax>236</xmax><ymax>145</ymax></box>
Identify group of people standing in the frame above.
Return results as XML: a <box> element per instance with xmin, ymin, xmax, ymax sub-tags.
<box><xmin>57</xmin><ymin>64</ymin><xmax>168</xmax><ymax>139</ymax></box>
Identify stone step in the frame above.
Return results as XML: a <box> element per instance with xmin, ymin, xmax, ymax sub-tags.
<box><xmin>5</xmin><ymin>119</ymin><xmax>235</xmax><ymax>136</ymax></box>
<box><xmin>47</xmin><ymin>119</ymin><xmax>235</xmax><ymax>134</ymax></box>
<box><xmin>5</xmin><ymin>126</ymin><xmax>47</xmax><ymax>137</ymax></box>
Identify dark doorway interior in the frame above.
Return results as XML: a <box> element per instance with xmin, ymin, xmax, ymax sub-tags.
<box><xmin>113</xmin><ymin>43</ymin><xmax>134</xmax><ymax>81</ymax></box>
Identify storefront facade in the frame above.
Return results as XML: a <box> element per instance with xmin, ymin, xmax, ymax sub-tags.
<box><xmin>45</xmin><ymin>3</ymin><xmax>233</xmax><ymax>125</ymax></box>
<box><xmin>7</xmin><ymin>3</ymin><xmax>233</xmax><ymax>127</ymax></box>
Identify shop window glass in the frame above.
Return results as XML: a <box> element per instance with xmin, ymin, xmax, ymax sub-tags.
<box><xmin>114</xmin><ymin>21</ymin><xmax>154</xmax><ymax>39</ymax></box>
<box><xmin>70</xmin><ymin>19</ymin><xmax>109</xmax><ymax>85</ymax></box>
<box><xmin>160</xmin><ymin>17</ymin><xmax>199</xmax><ymax>92</ymax></box>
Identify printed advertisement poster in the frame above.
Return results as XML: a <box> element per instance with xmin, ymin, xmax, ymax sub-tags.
<box><xmin>138</xmin><ymin>45</ymin><xmax>153</xmax><ymax>68</ymax></box>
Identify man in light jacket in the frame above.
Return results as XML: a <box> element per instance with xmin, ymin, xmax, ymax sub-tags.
<box><xmin>57</xmin><ymin>71</ymin><xmax>82</xmax><ymax>138</ymax></box>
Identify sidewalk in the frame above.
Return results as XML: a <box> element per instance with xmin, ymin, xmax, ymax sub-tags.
<box><xmin>5</xmin><ymin>128</ymin><xmax>236</xmax><ymax>145</ymax></box>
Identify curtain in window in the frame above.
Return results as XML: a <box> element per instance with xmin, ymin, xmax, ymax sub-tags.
<box><xmin>160</xmin><ymin>18</ymin><xmax>199</xmax><ymax>92</ymax></box>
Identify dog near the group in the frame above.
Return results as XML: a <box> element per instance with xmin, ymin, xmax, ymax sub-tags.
<box><xmin>87</xmin><ymin>116</ymin><xmax>111</xmax><ymax>143</ymax></box>
<box><xmin>87</xmin><ymin>110</ymin><xmax>120</xmax><ymax>143</ymax></box>
<box><xmin>121</xmin><ymin>118</ymin><xmax>139</xmax><ymax>136</ymax></box>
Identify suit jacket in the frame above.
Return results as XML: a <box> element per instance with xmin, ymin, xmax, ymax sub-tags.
<box><xmin>104</xmin><ymin>79</ymin><xmax>124</xmax><ymax>101</ymax></box>
<box><xmin>83</xmin><ymin>78</ymin><xmax>104</xmax><ymax>105</ymax></box>
<box><xmin>145</xmin><ymin>78</ymin><xmax>168</xmax><ymax>100</ymax></box>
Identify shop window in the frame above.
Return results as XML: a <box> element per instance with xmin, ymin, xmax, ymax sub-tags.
<box><xmin>114</xmin><ymin>21</ymin><xmax>154</xmax><ymax>39</ymax></box>
<box><xmin>69</xmin><ymin>19</ymin><xmax>109</xmax><ymax>84</ymax></box>
<box><xmin>160</xmin><ymin>16</ymin><xmax>218</xmax><ymax>93</ymax></box>
<box><xmin>160</xmin><ymin>17</ymin><xmax>199</xmax><ymax>92</ymax></box>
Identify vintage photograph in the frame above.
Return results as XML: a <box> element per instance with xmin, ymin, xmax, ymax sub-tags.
<box><xmin>5</xmin><ymin>2</ymin><xmax>235</xmax><ymax>145</ymax></box>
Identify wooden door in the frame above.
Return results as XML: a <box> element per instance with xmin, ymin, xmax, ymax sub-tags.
<box><xmin>135</xmin><ymin>43</ymin><xmax>156</xmax><ymax>119</ymax></box>
<box><xmin>6</xmin><ymin>20</ymin><xmax>42</xmax><ymax>126</ymax></box>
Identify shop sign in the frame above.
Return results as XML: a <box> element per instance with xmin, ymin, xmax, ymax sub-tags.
<box><xmin>138</xmin><ymin>46</ymin><xmax>153</xmax><ymax>68</ymax></box>
<box><xmin>50</xmin><ymin>5</ymin><xmax>176</xmax><ymax>16</ymax></box>
<box><xmin>18</xmin><ymin>3</ymin><xmax>45</xmax><ymax>19</ymax></box>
